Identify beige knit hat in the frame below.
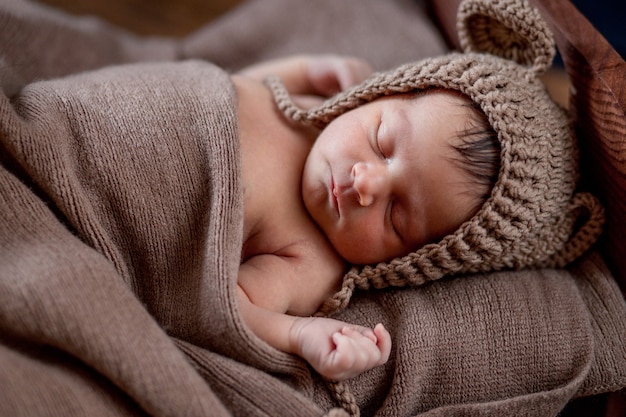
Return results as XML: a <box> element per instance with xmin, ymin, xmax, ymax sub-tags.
<box><xmin>265</xmin><ymin>0</ymin><xmax>605</xmax><ymax>315</ymax></box>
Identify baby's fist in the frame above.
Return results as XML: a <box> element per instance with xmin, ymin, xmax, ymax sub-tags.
<box><xmin>291</xmin><ymin>317</ymin><xmax>391</xmax><ymax>381</ymax></box>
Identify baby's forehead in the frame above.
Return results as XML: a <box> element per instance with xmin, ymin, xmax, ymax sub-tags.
<box><xmin>370</xmin><ymin>89</ymin><xmax>478</xmax><ymax>117</ymax></box>
<box><xmin>387</xmin><ymin>88</ymin><xmax>472</xmax><ymax>102</ymax></box>
<box><xmin>412</xmin><ymin>90</ymin><xmax>490</xmax><ymax>131</ymax></box>
<box><xmin>382</xmin><ymin>89</ymin><xmax>483</xmax><ymax>123</ymax></box>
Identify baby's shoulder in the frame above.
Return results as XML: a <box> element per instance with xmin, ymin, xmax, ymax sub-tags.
<box><xmin>244</xmin><ymin>204</ymin><xmax>341</xmax><ymax>265</ymax></box>
<box><xmin>239</xmin><ymin>221</ymin><xmax>345</xmax><ymax>315</ymax></box>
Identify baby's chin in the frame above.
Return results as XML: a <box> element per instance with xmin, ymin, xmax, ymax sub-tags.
<box><xmin>332</xmin><ymin>241</ymin><xmax>385</xmax><ymax>266</ymax></box>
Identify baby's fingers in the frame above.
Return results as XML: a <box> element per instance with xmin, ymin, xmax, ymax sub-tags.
<box><xmin>308</xmin><ymin>55</ymin><xmax>373</xmax><ymax>96</ymax></box>
<box><xmin>333</xmin><ymin>57</ymin><xmax>373</xmax><ymax>91</ymax></box>
<box><xmin>340</xmin><ymin>325</ymin><xmax>377</xmax><ymax>343</ymax></box>
<box><xmin>340</xmin><ymin>324</ymin><xmax>391</xmax><ymax>365</ymax></box>
<box><xmin>327</xmin><ymin>334</ymin><xmax>375</xmax><ymax>380</ymax></box>
<box><xmin>373</xmin><ymin>323</ymin><xmax>392</xmax><ymax>364</ymax></box>
<box><xmin>330</xmin><ymin>326</ymin><xmax>390</xmax><ymax>375</ymax></box>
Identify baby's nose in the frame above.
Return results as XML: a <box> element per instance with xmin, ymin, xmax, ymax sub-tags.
<box><xmin>351</xmin><ymin>161</ymin><xmax>388</xmax><ymax>207</ymax></box>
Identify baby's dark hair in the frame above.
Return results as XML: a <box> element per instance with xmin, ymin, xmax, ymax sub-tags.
<box><xmin>449</xmin><ymin>99</ymin><xmax>500</xmax><ymax>219</ymax></box>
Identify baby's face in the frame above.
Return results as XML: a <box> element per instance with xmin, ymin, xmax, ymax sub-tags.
<box><xmin>302</xmin><ymin>91</ymin><xmax>482</xmax><ymax>265</ymax></box>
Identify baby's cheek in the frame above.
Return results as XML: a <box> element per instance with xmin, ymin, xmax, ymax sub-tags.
<box><xmin>334</xmin><ymin>225</ymin><xmax>393</xmax><ymax>264</ymax></box>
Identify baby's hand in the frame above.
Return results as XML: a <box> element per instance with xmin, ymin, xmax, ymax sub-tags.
<box><xmin>307</xmin><ymin>55</ymin><xmax>373</xmax><ymax>97</ymax></box>
<box><xmin>290</xmin><ymin>317</ymin><xmax>391</xmax><ymax>381</ymax></box>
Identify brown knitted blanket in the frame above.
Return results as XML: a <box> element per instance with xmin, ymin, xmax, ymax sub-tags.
<box><xmin>0</xmin><ymin>58</ymin><xmax>328</xmax><ymax>415</ymax></box>
<box><xmin>1</xmin><ymin>1</ymin><xmax>625</xmax><ymax>416</ymax></box>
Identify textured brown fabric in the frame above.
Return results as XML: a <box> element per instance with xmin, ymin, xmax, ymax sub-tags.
<box><xmin>0</xmin><ymin>59</ymin><xmax>333</xmax><ymax>416</ymax></box>
<box><xmin>312</xmin><ymin>252</ymin><xmax>626</xmax><ymax>416</ymax></box>
<box><xmin>1</xmin><ymin>1</ymin><xmax>625</xmax><ymax>417</ymax></box>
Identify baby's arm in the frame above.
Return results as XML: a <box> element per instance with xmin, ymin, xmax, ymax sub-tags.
<box><xmin>237</xmin><ymin>54</ymin><xmax>372</xmax><ymax>98</ymax></box>
<box><xmin>237</xmin><ymin>275</ymin><xmax>391</xmax><ymax>380</ymax></box>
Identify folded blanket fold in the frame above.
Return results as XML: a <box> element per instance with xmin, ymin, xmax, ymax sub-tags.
<box><xmin>0</xmin><ymin>59</ymin><xmax>325</xmax><ymax>416</ymax></box>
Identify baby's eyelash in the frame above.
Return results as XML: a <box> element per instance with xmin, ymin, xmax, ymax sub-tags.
<box><xmin>376</xmin><ymin>119</ymin><xmax>386</xmax><ymax>158</ymax></box>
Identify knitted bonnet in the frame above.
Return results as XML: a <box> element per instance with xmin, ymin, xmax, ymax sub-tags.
<box><xmin>266</xmin><ymin>0</ymin><xmax>605</xmax><ymax>314</ymax></box>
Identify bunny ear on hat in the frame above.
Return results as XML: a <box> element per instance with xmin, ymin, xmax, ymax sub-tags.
<box><xmin>457</xmin><ymin>0</ymin><xmax>555</xmax><ymax>74</ymax></box>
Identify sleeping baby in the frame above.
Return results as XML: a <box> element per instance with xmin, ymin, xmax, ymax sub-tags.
<box><xmin>233</xmin><ymin>34</ymin><xmax>603</xmax><ymax>380</ymax></box>
<box><xmin>234</xmin><ymin>54</ymin><xmax>499</xmax><ymax>380</ymax></box>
